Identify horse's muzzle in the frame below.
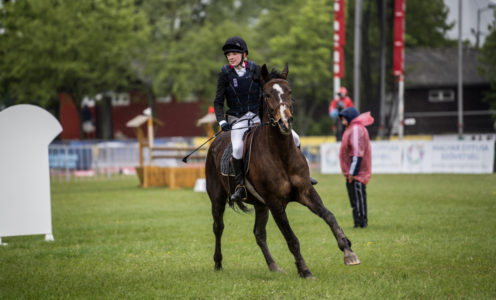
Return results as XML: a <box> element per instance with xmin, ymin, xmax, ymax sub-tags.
<box><xmin>278</xmin><ymin>117</ymin><xmax>293</xmax><ymax>135</ymax></box>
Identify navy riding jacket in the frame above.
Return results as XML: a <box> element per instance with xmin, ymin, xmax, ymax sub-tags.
<box><xmin>213</xmin><ymin>60</ymin><xmax>262</xmax><ymax>123</ymax></box>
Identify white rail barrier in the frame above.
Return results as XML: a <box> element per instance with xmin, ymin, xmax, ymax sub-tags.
<box><xmin>48</xmin><ymin>138</ymin><xmax>206</xmax><ymax>181</ymax></box>
<box><xmin>49</xmin><ymin>142</ymin><xmax>141</xmax><ymax>180</ymax></box>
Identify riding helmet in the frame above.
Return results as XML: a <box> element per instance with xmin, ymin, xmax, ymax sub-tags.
<box><xmin>222</xmin><ymin>36</ymin><xmax>248</xmax><ymax>55</ymax></box>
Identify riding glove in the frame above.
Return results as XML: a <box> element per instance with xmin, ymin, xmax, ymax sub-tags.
<box><xmin>220</xmin><ymin>121</ymin><xmax>230</xmax><ymax>132</ymax></box>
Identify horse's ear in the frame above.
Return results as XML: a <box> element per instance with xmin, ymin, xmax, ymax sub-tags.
<box><xmin>261</xmin><ymin>64</ymin><xmax>269</xmax><ymax>83</ymax></box>
<box><xmin>281</xmin><ymin>63</ymin><xmax>289</xmax><ymax>79</ymax></box>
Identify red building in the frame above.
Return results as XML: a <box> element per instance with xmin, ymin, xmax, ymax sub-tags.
<box><xmin>59</xmin><ymin>92</ymin><xmax>205</xmax><ymax>140</ymax></box>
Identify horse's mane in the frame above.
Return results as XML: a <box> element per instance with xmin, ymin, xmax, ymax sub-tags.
<box><xmin>267</xmin><ymin>68</ymin><xmax>285</xmax><ymax>81</ymax></box>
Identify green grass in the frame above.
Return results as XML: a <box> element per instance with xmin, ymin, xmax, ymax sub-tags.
<box><xmin>1</xmin><ymin>174</ymin><xmax>495</xmax><ymax>299</ymax></box>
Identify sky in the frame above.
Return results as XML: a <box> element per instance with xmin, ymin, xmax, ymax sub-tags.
<box><xmin>444</xmin><ymin>0</ymin><xmax>496</xmax><ymax>46</ymax></box>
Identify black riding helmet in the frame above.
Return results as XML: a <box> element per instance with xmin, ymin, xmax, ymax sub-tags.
<box><xmin>222</xmin><ymin>36</ymin><xmax>248</xmax><ymax>55</ymax></box>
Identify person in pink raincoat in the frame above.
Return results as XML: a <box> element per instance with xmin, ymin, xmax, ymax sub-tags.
<box><xmin>338</xmin><ymin>107</ymin><xmax>374</xmax><ymax>228</ymax></box>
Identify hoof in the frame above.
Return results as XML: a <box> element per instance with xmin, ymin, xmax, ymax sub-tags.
<box><xmin>269</xmin><ymin>263</ymin><xmax>284</xmax><ymax>273</ymax></box>
<box><xmin>214</xmin><ymin>264</ymin><xmax>223</xmax><ymax>271</ymax></box>
<box><xmin>299</xmin><ymin>270</ymin><xmax>314</xmax><ymax>279</ymax></box>
<box><xmin>344</xmin><ymin>249</ymin><xmax>360</xmax><ymax>266</ymax></box>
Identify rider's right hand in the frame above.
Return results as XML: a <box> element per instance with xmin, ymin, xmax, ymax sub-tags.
<box><xmin>220</xmin><ymin>121</ymin><xmax>230</xmax><ymax>132</ymax></box>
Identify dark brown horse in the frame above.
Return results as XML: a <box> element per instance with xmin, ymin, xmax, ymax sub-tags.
<box><xmin>205</xmin><ymin>63</ymin><xmax>360</xmax><ymax>278</ymax></box>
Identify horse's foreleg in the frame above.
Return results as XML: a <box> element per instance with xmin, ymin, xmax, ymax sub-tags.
<box><xmin>303</xmin><ymin>188</ymin><xmax>360</xmax><ymax>266</ymax></box>
<box><xmin>253</xmin><ymin>204</ymin><xmax>282</xmax><ymax>272</ymax></box>
<box><xmin>211</xmin><ymin>196</ymin><xmax>226</xmax><ymax>270</ymax></box>
<box><xmin>269</xmin><ymin>204</ymin><xmax>314</xmax><ymax>278</ymax></box>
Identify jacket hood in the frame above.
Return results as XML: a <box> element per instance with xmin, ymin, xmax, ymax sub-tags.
<box><xmin>339</xmin><ymin>107</ymin><xmax>359</xmax><ymax>123</ymax></box>
<box><xmin>351</xmin><ymin>112</ymin><xmax>374</xmax><ymax>127</ymax></box>
<box><xmin>339</xmin><ymin>107</ymin><xmax>374</xmax><ymax>127</ymax></box>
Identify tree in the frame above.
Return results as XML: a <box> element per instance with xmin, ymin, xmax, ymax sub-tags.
<box><xmin>256</xmin><ymin>0</ymin><xmax>334</xmax><ymax>135</ymax></box>
<box><xmin>404</xmin><ymin>0</ymin><xmax>455</xmax><ymax>48</ymax></box>
<box><xmin>479</xmin><ymin>11</ymin><xmax>496</xmax><ymax>117</ymax></box>
<box><xmin>138</xmin><ymin>0</ymin><xmax>263</xmax><ymax>109</ymax></box>
<box><xmin>0</xmin><ymin>0</ymin><xmax>149</xmax><ymax>130</ymax></box>
<box><xmin>341</xmin><ymin>0</ymin><xmax>456</xmax><ymax>137</ymax></box>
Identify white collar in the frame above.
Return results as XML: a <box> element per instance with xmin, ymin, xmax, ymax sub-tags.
<box><xmin>234</xmin><ymin>64</ymin><xmax>246</xmax><ymax>77</ymax></box>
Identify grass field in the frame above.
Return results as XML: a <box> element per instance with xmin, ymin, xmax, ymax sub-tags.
<box><xmin>1</xmin><ymin>174</ymin><xmax>495</xmax><ymax>299</ymax></box>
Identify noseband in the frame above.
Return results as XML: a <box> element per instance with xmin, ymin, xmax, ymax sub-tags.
<box><xmin>263</xmin><ymin>95</ymin><xmax>279</xmax><ymax>127</ymax></box>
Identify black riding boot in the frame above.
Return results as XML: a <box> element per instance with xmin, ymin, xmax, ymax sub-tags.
<box><xmin>298</xmin><ymin>146</ymin><xmax>318</xmax><ymax>185</ymax></box>
<box><xmin>231</xmin><ymin>157</ymin><xmax>247</xmax><ymax>201</ymax></box>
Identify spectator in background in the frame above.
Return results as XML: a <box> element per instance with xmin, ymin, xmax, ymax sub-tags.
<box><xmin>81</xmin><ymin>104</ymin><xmax>95</xmax><ymax>139</ymax></box>
<box><xmin>338</xmin><ymin>107</ymin><xmax>374</xmax><ymax>228</ymax></box>
<box><xmin>329</xmin><ymin>86</ymin><xmax>354</xmax><ymax>141</ymax></box>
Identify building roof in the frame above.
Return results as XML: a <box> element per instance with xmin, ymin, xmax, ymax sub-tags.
<box><xmin>404</xmin><ymin>47</ymin><xmax>489</xmax><ymax>88</ymax></box>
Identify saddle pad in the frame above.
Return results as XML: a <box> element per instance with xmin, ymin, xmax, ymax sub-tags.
<box><xmin>220</xmin><ymin>143</ymin><xmax>234</xmax><ymax>176</ymax></box>
<box><xmin>220</xmin><ymin>129</ymin><xmax>255</xmax><ymax>177</ymax></box>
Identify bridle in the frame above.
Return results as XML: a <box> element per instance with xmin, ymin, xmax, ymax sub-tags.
<box><xmin>262</xmin><ymin>79</ymin><xmax>292</xmax><ymax>128</ymax></box>
<box><xmin>263</xmin><ymin>94</ymin><xmax>278</xmax><ymax>127</ymax></box>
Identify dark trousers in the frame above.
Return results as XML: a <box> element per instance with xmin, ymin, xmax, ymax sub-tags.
<box><xmin>346</xmin><ymin>180</ymin><xmax>368</xmax><ymax>227</ymax></box>
<box><xmin>335</xmin><ymin>120</ymin><xmax>344</xmax><ymax>141</ymax></box>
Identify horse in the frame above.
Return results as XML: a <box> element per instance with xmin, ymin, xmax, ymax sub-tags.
<box><xmin>205</xmin><ymin>63</ymin><xmax>360</xmax><ymax>278</ymax></box>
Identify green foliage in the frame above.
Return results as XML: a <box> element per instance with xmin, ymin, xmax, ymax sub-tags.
<box><xmin>153</xmin><ymin>21</ymin><xmax>261</xmax><ymax>102</ymax></box>
<box><xmin>404</xmin><ymin>0</ymin><xmax>456</xmax><ymax>48</ymax></box>
<box><xmin>479</xmin><ymin>12</ymin><xmax>496</xmax><ymax>117</ymax></box>
<box><xmin>0</xmin><ymin>174</ymin><xmax>495</xmax><ymax>298</ymax></box>
<box><xmin>0</xmin><ymin>0</ymin><xmax>459</xmax><ymax>136</ymax></box>
<box><xmin>139</xmin><ymin>0</ymin><xmax>263</xmax><ymax>106</ymax></box>
<box><xmin>0</xmin><ymin>0</ymin><xmax>149</xmax><ymax>109</ymax></box>
<box><xmin>257</xmin><ymin>0</ymin><xmax>333</xmax><ymax>134</ymax></box>
<box><xmin>340</xmin><ymin>0</ymin><xmax>456</xmax><ymax>136</ymax></box>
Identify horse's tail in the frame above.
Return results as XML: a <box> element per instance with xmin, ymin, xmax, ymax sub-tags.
<box><xmin>227</xmin><ymin>196</ymin><xmax>252</xmax><ymax>213</ymax></box>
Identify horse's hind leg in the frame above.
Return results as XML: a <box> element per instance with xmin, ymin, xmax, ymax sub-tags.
<box><xmin>208</xmin><ymin>181</ymin><xmax>227</xmax><ymax>270</ymax></box>
<box><xmin>302</xmin><ymin>188</ymin><xmax>360</xmax><ymax>266</ymax></box>
<box><xmin>269</xmin><ymin>204</ymin><xmax>314</xmax><ymax>278</ymax></box>
<box><xmin>253</xmin><ymin>204</ymin><xmax>282</xmax><ymax>272</ymax></box>
<box><xmin>212</xmin><ymin>199</ymin><xmax>226</xmax><ymax>270</ymax></box>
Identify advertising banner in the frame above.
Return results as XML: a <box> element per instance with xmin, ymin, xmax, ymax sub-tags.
<box><xmin>401</xmin><ymin>141</ymin><xmax>432</xmax><ymax>173</ymax></box>
<box><xmin>371</xmin><ymin>141</ymin><xmax>403</xmax><ymax>173</ymax></box>
<box><xmin>430</xmin><ymin>142</ymin><xmax>494</xmax><ymax>173</ymax></box>
<box><xmin>320</xmin><ymin>142</ymin><xmax>341</xmax><ymax>174</ymax></box>
<box><xmin>321</xmin><ymin>141</ymin><xmax>495</xmax><ymax>174</ymax></box>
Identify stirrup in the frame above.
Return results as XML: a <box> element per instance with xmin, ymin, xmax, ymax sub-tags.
<box><xmin>231</xmin><ymin>184</ymin><xmax>247</xmax><ymax>201</ymax></box>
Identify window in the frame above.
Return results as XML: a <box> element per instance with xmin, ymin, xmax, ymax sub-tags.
<box><xmin>110</xmin><ymin>92</ymin><xmax>131</xmax><ymax>106</ymax></box>
<box><xmin>428</xmin><ymin>89</ymin><xmax>454</xmax><ymax>102</ymax></box>
<box><xmin>157</xmin><ymin>95</ymin><xmax>172</xmax><ymax>103</ymax></box>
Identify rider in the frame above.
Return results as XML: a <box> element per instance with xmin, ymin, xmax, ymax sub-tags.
<box><xmin>213</xmin><ymin>36</ymin><xmax>317</xmax><ymax>204</ymax></box>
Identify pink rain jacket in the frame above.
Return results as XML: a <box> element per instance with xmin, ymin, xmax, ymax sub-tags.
<box><xmin>339</xmin><ymin>112</ymin><xmax>374</xmax><ymax>184</ymax></box>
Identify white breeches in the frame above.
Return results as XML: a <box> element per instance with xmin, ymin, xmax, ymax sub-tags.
<box><xmin>228</xmin><ymin>112</ymin><xmax>300</xmax><ymax>159</ymax></box>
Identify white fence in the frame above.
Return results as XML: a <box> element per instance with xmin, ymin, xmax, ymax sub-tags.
<box><xmin>49</xmin><ymin>139</ymin><xmax>495</xmax><ymax>181</ymax></box>
<box><xmin>321</xmin><ymin>140</ymin><xmax>495</xmax><ymax>174</ymax></box>
<box><xmin>49</xmin><ymin>142</ymin><xmax>141</xmax><ymax>180</ymax></box>
<box><xmin>48</xmin><ymin>138</ymin><xmax>205</xmax><ymax>181</ymax></box>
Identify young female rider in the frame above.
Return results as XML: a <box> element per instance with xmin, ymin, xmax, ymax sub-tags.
<box><xmin>213</xmin><ymin>36</ymin><xmax>317</xmax><ymax>203</ymax></box>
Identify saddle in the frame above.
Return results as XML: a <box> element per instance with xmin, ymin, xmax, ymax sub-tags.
<box><xmin>220</xmin><ymin>127</ymin><xmax>266</xmax><ymax>204</ymax></box>
<box><xmin>220</xmin><ymin>128</ymin><xmax>256</xmax><ymax>177</ymax></box>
